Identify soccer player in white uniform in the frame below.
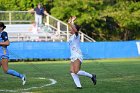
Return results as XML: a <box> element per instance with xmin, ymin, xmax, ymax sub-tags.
<box><xmin>68</xmin><ymin>16</ymin><xmax>96</xmax><ymax>89</ymax></box>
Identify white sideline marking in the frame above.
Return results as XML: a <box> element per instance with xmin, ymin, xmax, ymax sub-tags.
<box><xmin>136</xmin><ymin>42</ymin><xmax>140</xmax><ymax>55</ymax></box>
<box><xmin>37</xmin><ymin>77</ymin><xmax>46</xmax><ymax>79</ymax></box>
<box><xmin>23</xmin><ymin>79</ymin><xmax>56</xmax><ymax>91</ymax></box>
<box><xmin>0</xmin><ymin>78</ymin><xmax>57</xmax><ymax>93</ymax></box>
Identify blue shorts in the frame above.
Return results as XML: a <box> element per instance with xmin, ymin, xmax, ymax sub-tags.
<box><xmin>0</xmin><ymin>47</ymin><xmax>9</xmax><ymax>59</ymax></box>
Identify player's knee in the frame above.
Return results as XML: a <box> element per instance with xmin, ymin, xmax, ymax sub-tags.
<box><xmin>2</xmin><ymin>68</ymin><xmax>8</xmax><ymax>73</ymax></box>
<box><xmin>74</xmin><ymin>70</ymin><xmax>79</xmax><ymax>74</ymax></box>
<box><xmin>70</xmin><ymin>70</ymin><xmax>79</xmax><ymax>74</ymax></box>
<box><xmin>70</xmin><ymin>70</ymin><xmax>74</xmax><ymax>73</ymax></box>
<box><xmin>3</xmin><ymin>69</ymin><xmax>8</xmax><ymax>74</ymax></box>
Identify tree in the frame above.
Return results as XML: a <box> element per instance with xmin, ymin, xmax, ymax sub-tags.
<box><xmin>0</xmin><ymin>0</ymin><xmax>49</xmax><ymax>11</ymax></box>
<box><xmin>50</xmin><ymin>0</ymin><xmax>140</xmax><ymax>41</ymax></box>
<box><xmin>0</xmin><ymin>0</ymin><xmax>140</xmax><ymax>41</ymax></box>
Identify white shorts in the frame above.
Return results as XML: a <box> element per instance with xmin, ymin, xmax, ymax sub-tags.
<box><xmin>70</xmin><ymin>56</ymin><xmax>83</xmax><ymax>63</ymax></box>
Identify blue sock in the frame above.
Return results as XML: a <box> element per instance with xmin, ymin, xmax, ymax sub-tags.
<box><xmin>7</xmin><ymin>69</ymin><xmax>23</xmax><ymax>79</ymax></box>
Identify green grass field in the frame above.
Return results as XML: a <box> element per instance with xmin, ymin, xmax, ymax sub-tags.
<box><xmin>0</xmin><ymin>58</ymin><xmax>140</xmax><ymax>93</ymax></box>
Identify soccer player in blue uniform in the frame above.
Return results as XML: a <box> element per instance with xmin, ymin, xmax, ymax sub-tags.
<box><xmin>68</xmin><ymin>17</ymin><xmax>96</xmax><ymax>89</ymax></box>
<box><xmin>0</xmin><ymin>22</ymin><xmax>26</xmax><ymax>85</ymax></box>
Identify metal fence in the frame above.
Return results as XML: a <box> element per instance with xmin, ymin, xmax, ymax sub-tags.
<box><xmin>0</xmin><ymin>11</ymin><xmax>34</xmax><ymax>24</ymax></box>
<box><xmin>0</xmin><ymin>11</ymin><xmax>96</xmax><ymax>42</ymax></box>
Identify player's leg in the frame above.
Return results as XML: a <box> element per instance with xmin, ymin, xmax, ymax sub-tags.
<box><xmin>0</xmin><ymin>61</ymin><xmax>2</xmax><ymax>67</ymax></box>
<box><xmin>77</xmin><ymin>70</ymin><xmax>92</xmax><ymax>78</ymax></box>
<box><xmin>77</xmin><ymin>70</ymin><xmax>96</xmax><ymax>85</ymax></box>
<box><xmin>1</xmin><ymin>58</ymin><xmax>9</xmax><ymax>73</ymax></box>
<box><xmin>76</xmin><ymin>59</ymin><xmax>97</xmax><ymax>85</ymax></box>
<box><xmin>70</xmin><ymin>61</ymin><xmax>82</xmax><ymax>88</ymax></box>
<box><xmin>73</xmin><ymin>59</ymin><xmax>81</xmax><ymax>74</ymax></box>
<box><xmin>1</xmin><ymin>58</ymin><xmax>26</xmax><ymax>85</ymax></box>
<box><xmin>1</xmin><ymin>58</ymin><xmax>22</xmax><ymax>78</ymax></box>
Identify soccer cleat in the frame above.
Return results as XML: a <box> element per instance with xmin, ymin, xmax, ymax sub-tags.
<box><xmin>22</xmin><ymin>75</ymin><xmax>26</xmax><ymax>85</ymax></box>
<box><xmin>91</xmin><ymin>74</ymin><xmax>97</xmax><ymax>85</ymax></box>
<box><xmin>76</xmin><ymin>87</ymin><xmax>82</xmax><ymax>89</ymax></box>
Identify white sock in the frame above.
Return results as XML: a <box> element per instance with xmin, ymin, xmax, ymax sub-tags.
<box><xmin>77</xmin><ymin>70</ymin><xmax>92</xmax><ymax>78</ymax></box>
<box><xmin>71</xmin><ymin>73</ymin><xmax>82</xmax><ymax>87</ymax></box>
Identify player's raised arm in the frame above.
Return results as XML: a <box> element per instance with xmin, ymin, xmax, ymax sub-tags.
<box><xmin>68</xmin><ymin>16</ymin><xmax>78</xmax><ymax>33</ymax></box>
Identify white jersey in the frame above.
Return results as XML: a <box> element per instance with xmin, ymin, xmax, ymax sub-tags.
<box><xmin>68</xmin><ymin>34</ymin><xmax>83</xmax><ymax>62</ymax></box>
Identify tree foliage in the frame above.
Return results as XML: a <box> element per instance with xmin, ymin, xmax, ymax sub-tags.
<box><xmin>0</xmin><ymin>0</ymin><xmax>140</xmax><ymax>41</ymax></box>
<box><xmin>51</xmin><ymin>0</ymin><xmax>140</xmax><ymax>41</ymax></box>
<box><xmin>0</xmin><ymin>0</ymin><xmax>49</xmax><ymax>11</ymax></box>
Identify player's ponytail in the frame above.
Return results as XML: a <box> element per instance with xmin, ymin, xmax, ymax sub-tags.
<box><xmin>75</xmin><ymin>24</ymin><xmax>80</xmax><ymax>31</ymax></box>
<box><xmin>74</xmin><ymin>24</ymin><xmax>80</xmax><ymax>36</ymax></box>
<box><xmin>0</xmin><ymin>22</ymin><xmax>6</xmax><ymax>30</ymax></box>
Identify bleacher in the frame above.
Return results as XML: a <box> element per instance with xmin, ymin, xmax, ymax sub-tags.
<box><xmin>5</xmin><ymin>24</ymin><xmax>65</xmax><ymax>42</ymax></box>
<box><xmin>0</xmin><ymin>11</ymin><xmax>96</xmax><ymax>42</ymax></box>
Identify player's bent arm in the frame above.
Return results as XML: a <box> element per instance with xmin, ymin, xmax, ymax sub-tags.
<box><xmin>0</xmin><ymin>40</ymin><xmax>10</xmax><ymax>46</ymax></box>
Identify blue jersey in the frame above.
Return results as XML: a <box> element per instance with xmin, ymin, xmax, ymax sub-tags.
<box><xmin>34</xmin><ymin>7</ymin><xmax>44</xmax><ymax>15</ymax></box>
<box><xmin>0</xmin><ymin>31</ymin><xmax>9</xmax><ymax>59</ymax></box>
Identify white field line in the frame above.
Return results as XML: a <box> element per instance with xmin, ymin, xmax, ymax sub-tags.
<box><xmin>0</xmin><ymin>78</ymin><xmax>57</xmax><ymax>93</ymax></box>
